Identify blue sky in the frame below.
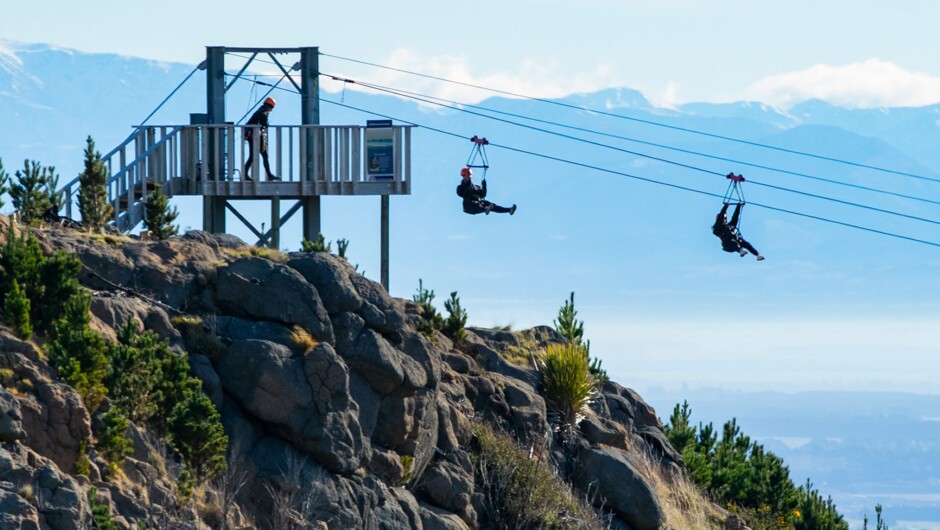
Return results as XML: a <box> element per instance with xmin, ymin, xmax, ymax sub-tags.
<box><xmin>3</xmin><ymin>1</ymin><xmax>940</xmax><ymax>397</ymax></box>
<box><xmin>4</xmin><ymin>0</ymin><xmax>940</xmax><ymax>108</ymax></box>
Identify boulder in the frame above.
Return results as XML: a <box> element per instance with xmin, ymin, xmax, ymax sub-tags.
<box><xmin>415</xmin><ymin>458</ymin><xmax>474</xmax><ymax>516</ymax></box>
<box><xmin>90</xmin><ymin>293</ymin><xmax>182</xmax><ymax>346</ymax></box>
<box><xmin>574</xmin><ymin>445</ymin><xmax>663</xmax><ymax>530</ymax></box>
<box><xmin>349</xmin><ymin>274</ymin><xmax>408</xmax><ymax>333</ymax></box>
<box><xmin>341</xmin><ymin>328</ymin><xmax>428</xmax><ymax>396</ymax></box>
<box><xmin>579</xmin><ymin>414</ymin><xmax>629</xmax><ymax>450</ymax></box>
<box><xmin>420</xmin><ymin>501</ymin><xmax>470</xmax><ymax>530</ymax></box>
<box><xmin>0</xmin><ymin>340</ymin><xmax>91</xmax><ymax>472</ymax></box>
<box><xmin>0</xmin><ymin>387</ymin><xmax>26</xmax><ymax>442</ymax></box>
<box><xmin>217</xmin><ymin>340</ymin><xmax>362</xmax><ymax>473</ymax></box>
<box><xmin>214</xmin><ymin>257</ymin><xmax>334</xmax><ymax>344</ymax></box>
<box><xmin>287</xmin><ymin>253</ymin><xmax>363</xmax><ymax>314</ymax></box>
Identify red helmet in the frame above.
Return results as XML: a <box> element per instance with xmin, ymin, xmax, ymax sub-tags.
<box><xmin>460</xmin><ymin>167</ymin><xmax>472</xmax><ymax>178</ymax></box>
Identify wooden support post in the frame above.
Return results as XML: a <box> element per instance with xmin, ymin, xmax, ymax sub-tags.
<box><xmin>270</xmin><ymin>198</ymin><xmax>281</xmax><ymax>249</ymax></box>
<box><xmin>381</xmin><ymin>195</ymin><xmax>389</xmax><ymax>292</ymax></box>
<box><xmin>303</xmin><ymin>196</ymin><xmax>321</xmax><ymax>242</ymax></box>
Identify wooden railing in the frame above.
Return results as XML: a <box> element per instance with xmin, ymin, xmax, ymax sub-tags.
<box><xmin>59</xmin><ymin>124</ymin><xmax>413</xmax><ymax>232</ymax></box>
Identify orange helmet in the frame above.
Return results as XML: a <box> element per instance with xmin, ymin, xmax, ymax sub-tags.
<box><xmin>460</xmin><ymin>167</ymin><xmax>472</xmax><ymax>178</ymax></box>
<box><xmin>263</xmin><ymin>97</ymin><xmax>277</xmax><ymax>108</ymax></box>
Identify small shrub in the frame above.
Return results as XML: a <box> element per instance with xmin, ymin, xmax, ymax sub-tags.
<box><xmin>88</xmin><ymin>487</ymin><xmax>118</xmax><ymax>530</ymax></box>
<box><xmin>47</xmin><ymin>292</ymin><xmax>109</xmax><ymax>412</ymax></box>
<box><xmin>4</xmin><ymin>280</ymin><xmax>32</xmax><ymax>340</ymax></box>
<box><xmin>301</xmin><ymin>233</ymin><xmax>331</xmax><ymax>253</ymax></box>
<box><xmin>540</xmin><ymin>343</ymin><xmax>595</xmax><ymax>430</ymax></box>
<box><xmin>143</xmin><ymin>183</ymin><xmax>178</xmax><ymax>240</ymax></box>
<box><xmin>442</xmin><ymin>291</ymin><xmax>468</xmax><ymax>344</ymax></box>
<box><xmin>290</xmin><ymin>326</ymin><xmax>319</xmax><ymax>355</ymax></box>
<box><xmin>336</xmin><ymin>238</ymin><xmax>349</xmax><ymax>259</ymax></box>
<box><xmin>75</xmin><ymin>441</ymin><xmax>91</xmax><ymax>477</ymax></box>
<box><xmin>400</xmin><ymin>454</ymin><xmax>414</xmax><ymax>485</ymax></box>
<box><xmin>176</xmin><ymin>467</ymin><xmax>195</xmax><ymax>505</ymax></box>
<box><xmin>412</xmin><ymin>279</ymin><xmax>443</xmax><ymax>336</ymax></box>
<box><xmin>0</xmin><ymin>368</ymin><xmax>14</xmax><ymax>386</ymax></box>
<box><xmin>168</xmin><ymin>390</ymin><xmax>228</xmax><ymax>483</ymax></box>
<box><xmin>472</xmin><ymin>421</ymin><xmax>605</xmax><ymax>530</ymax></box>
<box><xmin>9</xmin><ymin>160</ymin><xmax>61</xmax><ymax>222</ymax></box>
<box><xmin>96</xmin><ymin>410</ymin><xmax>132</xmax><ymax>479</ymax></box>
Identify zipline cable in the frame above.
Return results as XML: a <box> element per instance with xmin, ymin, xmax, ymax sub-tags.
<box><xmin>323</xmin><ymin>75</ymin><xmax>940</xmax><ymax>228</ymax></box>
<box><xmin>320</xmin><ymin>52</ymin><xmax>940</xmax><ymax>184</ymax></box>
<box><xmin>139</xmin><ymin>62</ymin><xmax>203</xmax><ymax>127</ymax></box>
<box><xmin>316</xmin><ymin>95</ymin><xmax>940</xmax><ymax>248</ymax></box>
<box><xmin>323</xmin><ymin>75</ymin><xmax>940</xmax><ymax>209</ymax></box>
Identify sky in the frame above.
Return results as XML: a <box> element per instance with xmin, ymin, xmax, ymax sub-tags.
<box><xmin>4</xmin><ymin>0</ymin><xmax>940</xmax><ymax>109</ymax></box>
<box><xmin>3</xmin><ymin>1</ymin><xmax>940</xmax><ymax>398</ymax></box>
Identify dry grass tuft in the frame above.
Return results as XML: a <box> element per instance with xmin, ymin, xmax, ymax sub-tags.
<box><xmin>290</xmin><ymin>326</ymin><xmax>319</xmax><ymax>355</ymax></box>
<box><xmin>223</xmin><ymin>246</ymin><xmax>288</xmax><ymax>263</ymax></box>
<box><xmin>634</xmin><ymin>448</ymin><xmax>724</xmax><ymax>530</ymax></box>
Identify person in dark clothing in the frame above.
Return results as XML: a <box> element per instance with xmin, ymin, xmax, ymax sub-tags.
<box><xmin>713</xmin><ymin>202</ymin><xmax>764</xmax><ymax>260</ymax></box>
<box><xmin>456</xmin><ymin>168</ymin><xmax>516</xmax><ymax>215</ymax></box>
<box><xmin>243</xmin><ymin>97</ymin><xmax>279</xmax><ymax>181</ymax></box>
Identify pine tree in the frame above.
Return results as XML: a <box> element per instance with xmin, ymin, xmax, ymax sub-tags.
<box><xmin>143</xmin><ymin>184</ymin><xmax>178</xmax><ymax>240</ymax></box>
<box><xmin>96</xmin><ymin>410</ymin><xmax>132</xmax><ymax>478</ymax></box>
<box><xmin>4</xmin><ymin>280</ymin><xmax>32</xmax><ymax>340</ymax></box>
<box><xmin>77</xmin><ymin>136</ymin><xmax>113</xmax><ymax>232</ymax></box>
<box><xmin>47</xmin><ymin>292</ymin><xmax>109</xmax><ymax>412</ymax></box>
<box><xmin>443</xmin><ymin>291</ymin><xmax>468</xmax><ymax>343</ymax></box>
<box><xmin>10</xmin><ymin>160</ymin><xmax>59</xmax><ymax>221</ymax></box>
<box><xmin>0</xmin><ymin>158</ymin><xmax>8</xmax><ymax>210</ymax></box>
<box><xmin>554</xmin><ymin>292</ymin><xmax>585</xmax><ymax>345</ymax></box>
<box><xmin>168</xmin><ymin>390</ymin><xmax>228</xmax><ymax>483</ymax></box>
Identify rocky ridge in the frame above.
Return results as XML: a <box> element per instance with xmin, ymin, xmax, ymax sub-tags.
<box><xmin>0</xmin><ymin>221</ymin><xmax>694</xmax><ymax>530</ymax></box>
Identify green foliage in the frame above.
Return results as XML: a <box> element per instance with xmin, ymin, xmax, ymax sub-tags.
<box><xmin>75</xmin><ymin>441</ymin><xmax>91</xmax><ymax>477</ymax></box>
<box><xmin>176</xmin><ymin>467</ymin><xmax>194</xmax><ymax>505</ymax></box>
<box><xmin>552</xmin><ymin>292</ymin><xmax>607</xmax><ymax>382</ymax></box>
<box><xmin>862</xmin><ymin>504</ymin><xmax>888</xmax><ymax>530</ymax></box>
<box><xmin>554</xmin><ymin>292</ymin><xmax>585</xmax><ymax>345</ymax></box>
<box><xmin>336</xmin><ymin>237</ymin><xmax>349</xmax><ymax>259</ymax></box>
<box><xmin>96</xmin><ymin>410</ymin><xmax>132</xmax><ymax>478</ymax></box>
<box><xmin>794</xmin><ymin>479</ymin><xmax>848</xmax><ymax>530</ymax></box>
<box><xmin>4</xmin><ymin>280</ymin><xmax>32</xmax><ymax>340</ymax></box>
<box><xmin>400</xmin><ymin>454</ymin><xmax>414</xmax><ymax>485</ymax></box>
<box><xmin>10</xmin><ymin>160</ymin><xmax>61</xmax><ymax>221</ymax></box>
<box><xmin>78</xmin><ymin>136</ymin><xmax>114</xmax><ymax>232</ymax></box>
<box><xmin>47</xmin><ymin>292</ymin><xmax>109</xmax><ymax>412</ymax></box>
<box><xmin>168</xmin><ymin>390</ymin><xmax>228</xmax><ymax>483</ymax></box>
<box><xmin>105</xmin><ymin>322</ymin><xmax>168</xmax><ymax>424</ymax></box>
<box><xmin>0</xmin><ymin>224</ymin><xmax>43</xmax><ymax>313</ymax></box>
<box><xmin>472</xmin><ymin>421</ymin><xmax>606</xmax><ymax>530</ymax></box>
<box><xmin>442</xmin><ymin>291</ymin><xmax>468</xmax><ymax>344</ymax></box>
<box><xmin>143</xmin><ymin>184</ymin><xmax>178</xmax><ymax>240</ymax></box>
<box><xmin>664</xmin><ymin>402</ymin><xmax>846</xmax><ymax>530</ymax></box>
<box><xmin>88</xmin><ymin>487</ymin><xmax>118</xmax><ymax>530</ymax></box>
<box><xmin>540</xmin><ymin>343</ymin><xmax>595</xmax><ymax>430</ymax></box>
<box><xmin>35</xmin><ymin>250</ymin><xmax>83</xmax><ymax>334</ymax></box>
<box><xmin>0</xmin><ymin>158</ymin><xmax>8</xmax><ymax>210</ymax></box>
<box><xmin>0</xmin><ymin>225</ymin><xmax>83</xmax><ymax>336</ymax></box>
<box><xmin>413</xmin><ymin>279</ymin><xmax>444</xmax><ymax>336</ymax></box>
<box><xmin>301</xmin><ymin>233</ymin><xmax>331</xmax><ymax>253</ymax></box>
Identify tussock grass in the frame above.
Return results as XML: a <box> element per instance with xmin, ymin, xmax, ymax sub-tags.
<box><xmin>222</xmin><ymin>246</ymin><xmax>288</xmax><ymax>263</ymax></box>
<box><xmin>633</xmin><ymin>448</ymin><xmax>724</xmax><ymax>530</ymax></box>
<box><xmin>472</xmin><ymin>421</ymin><xmax>607</xmax><ymax>530</ymax></box>
<box><xmin>541</xmin><ymin>343</ymin><xmax>595</xmax><ymax>429</ymax></box>
<box><xmin>290</xmin><ymin>326</ymin><xmax>319</xmax><ymax>355</ymax></box>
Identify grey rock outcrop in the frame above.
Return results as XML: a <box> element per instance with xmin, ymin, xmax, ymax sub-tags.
<box><xmin>575</xmin><ymin>445</ymin><xmax>664</xmax><ymax>530</ymax></box>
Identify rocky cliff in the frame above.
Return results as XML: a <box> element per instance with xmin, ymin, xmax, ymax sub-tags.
<box><xmin>0</xmin><ymin>220</ymin><xmax>706</xmax><ymax>530</ymax></box>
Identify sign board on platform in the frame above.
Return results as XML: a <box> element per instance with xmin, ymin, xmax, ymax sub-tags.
<box><xmin>366</xmin><ymin>120</ymin><xmax>394</xmax><ymax>181</ymax></box>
